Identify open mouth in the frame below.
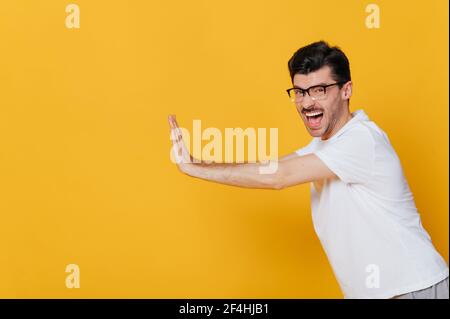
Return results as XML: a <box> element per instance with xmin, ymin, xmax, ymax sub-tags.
<box><xmin>304</xmin><ymin>111</ymin><xmax>323</xmax><ymax>128</ymax></box>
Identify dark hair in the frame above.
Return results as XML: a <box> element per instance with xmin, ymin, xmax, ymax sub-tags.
<box><xmin>288</xmin><ymin>41</ymin><xmax>351</xmax><ymax>87</ymax></box>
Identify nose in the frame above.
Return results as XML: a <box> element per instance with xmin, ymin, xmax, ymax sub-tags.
<box><xmin>300</xmin><ymin>94</ymin><xmax>315</xmax><ymax>110</ymax></box>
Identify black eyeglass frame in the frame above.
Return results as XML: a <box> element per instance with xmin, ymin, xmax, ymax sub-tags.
<box><xmin>286</xmin><ymin>81</ymin><xmax>346</xmax><ymax>100</ymax></box>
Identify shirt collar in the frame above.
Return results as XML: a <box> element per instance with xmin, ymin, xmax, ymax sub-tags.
<box><xmin>317</xmin><ymin>109</ymin><xmax>369</xmax><ymax>142</ymax></box>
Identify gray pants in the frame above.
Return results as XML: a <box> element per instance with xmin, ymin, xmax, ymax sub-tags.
<box><xmin>393</xmin><ymin>276</ymin><xmax>449</xmax><ymax>299</ymax></box>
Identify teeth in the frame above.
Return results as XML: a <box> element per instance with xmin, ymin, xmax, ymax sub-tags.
<box><xmin>305</xmin><ymin>111</ymin><xmax>323</xmax><ymax>117</ymax></box>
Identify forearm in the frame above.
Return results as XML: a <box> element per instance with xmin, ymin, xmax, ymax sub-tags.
<box><xmin>169</xmin><ymin>115</ymin><xmax>330</xmax><ymax>189</ymax></box>
<box><xmin>183</xmin><ymin>161</ymin><xmax>281</xmax><ymax>189</ymax></box>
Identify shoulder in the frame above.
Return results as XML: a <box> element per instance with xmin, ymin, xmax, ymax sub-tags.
<box><xmin>295</xmin><ymin>138</ymin><xmax>320</xmax><ymax>156</ymax></box>
<box><xmin>332</xmin><ymin>121</ymin><xmax>377</xmax><ymax>149</ymax></box>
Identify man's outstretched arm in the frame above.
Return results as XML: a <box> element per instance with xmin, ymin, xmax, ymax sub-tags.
<box><xmin>168</xmin><ymin>115</ymin><xmax>337</xmax><ymax>190</ymax></box>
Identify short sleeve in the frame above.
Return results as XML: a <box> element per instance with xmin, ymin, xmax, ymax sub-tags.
<box><xmin>314</xmin><ymin>127</ymin><xmax>375</xmax><ymax>184</ymax></box>
<box><xmin>295</xmin><ymin>139</ymin><xmax>317</xmax><ymax>156</ymax></box>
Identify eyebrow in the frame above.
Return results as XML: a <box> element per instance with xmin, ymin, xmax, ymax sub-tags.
<box><xmin>293</xmin><ymin>82</ymin><xmax>329</xmax><ymax>89</ymax></box>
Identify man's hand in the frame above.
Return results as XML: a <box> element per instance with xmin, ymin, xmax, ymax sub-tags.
<box><xmin>168</xmin><ymin>114</ymin><xmax>197</xmax><ymax>175</ymax></box>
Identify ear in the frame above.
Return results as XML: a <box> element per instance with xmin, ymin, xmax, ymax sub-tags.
<box><xmin>341</xmin><ymin>81</ymin><xmax>353</xmax><ymax>100</ymax></box>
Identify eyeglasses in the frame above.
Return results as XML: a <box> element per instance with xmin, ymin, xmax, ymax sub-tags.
<box><xmin>286</xmin><ymin>82</ymin><xmax>344</xmax><ymax>103</ymax></box>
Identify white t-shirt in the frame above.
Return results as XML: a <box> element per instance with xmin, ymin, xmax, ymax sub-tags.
<box><xmin>296</xmin><ymin>109</ymin><xmax>449</xmax><ymax>299</ymax></box>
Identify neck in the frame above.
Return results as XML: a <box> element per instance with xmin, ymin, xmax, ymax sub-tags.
<box><xmin>321</xmin><ymin>109</ymin><xmax>353</xmax><ymax>141</ymax></box>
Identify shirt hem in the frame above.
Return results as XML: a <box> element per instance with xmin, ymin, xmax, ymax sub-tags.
<box><xmin>345</xmin><ymin>268</ymin><xmax>449</xmax><ymax>299</ymax></box>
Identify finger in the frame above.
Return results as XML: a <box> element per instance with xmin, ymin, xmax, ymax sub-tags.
<box><xmin>168</xmin><ymin>115</ymin><xmax>176</xmax><ymax>129</ymax></box>
<box><xmin>172</xmin><ymin>116</ymin><xmax>180</xmax><ymax>128</ymax></box>
<box><xmin>173</xmin><ymin>120</ymin><xmax>183</xmax><ymax>142</ymax></box>
<box><xmin>168</xmin><ymin>115</ymin><xmax>181</xmax><ymax>137</ymax></box>
<box><xmin>173</xmin><ymin>130</ymin><xmax>189</xmax><ymax>162</ymax></box>
<box><xmin>170</xmin><ymin>135</ymin><xmax>183</xmax><ymax>164</ymax></box>
<box><xmin>170</xmin><ymin>130</ymin><xmax>181</xmax><ymax>149</ymax></box>
<box><xmin>169</xmin><ymin>115</ymin><xmax>179</xmax><ymax>128</ymax></box>
<box><xmin>168</xmin><ymin>116</ymin><xmax>182</xmax><ymax>143</ymax></box>
<box><xmin>168</xmin><ymin>117</ymin><xmax>188</xmax><ymax>161</ymax></box>
<box><xmin>171</xmin><ymin>128</ymin><xmax>182</xmax><ymax>144</ymax></box>
<box><xmin>169</xmin><ymin>120</ymin><xmax>177</xmax><ymax>142</ymax></box>
<box><xmin>170</xmin><ymin>129</ymin><xmax>178</xmax><ymax>144</ymax></box>
<box><xmin>170</xmin><ymin>114</ymin><xmax>178</xmax><ymax>126</ymax></box>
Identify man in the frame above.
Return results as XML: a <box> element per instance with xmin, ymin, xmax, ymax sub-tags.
<box><xmin>167</xmin><ymin>41</ymin><xmax>449</xmax><ymax>299</ymax></box>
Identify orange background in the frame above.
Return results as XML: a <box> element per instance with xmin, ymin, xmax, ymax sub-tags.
<box><xmin>0</xmin><ymin>0</ymin><xmax>448</xmax><ymax>298</ymax></box>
